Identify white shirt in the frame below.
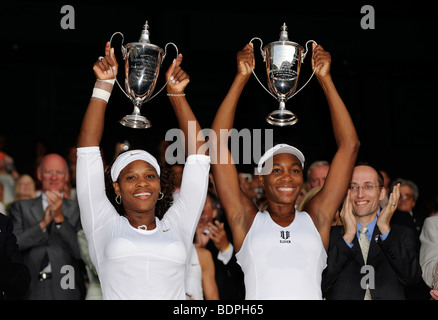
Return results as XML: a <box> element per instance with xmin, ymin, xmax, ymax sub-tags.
<box><xmin>185</xmin><ymin>246</ymin><xmax>203</xmax><ymax>300</ymax></box>
<box><xmin>76</xmin><ymin>147</ymin><xmax>210</xmax><ymax>300</ymax></box>
<box><xmin>236</xmin><ymin>210</ymin><xmax>327</xmax><ymax>300</ymax></box>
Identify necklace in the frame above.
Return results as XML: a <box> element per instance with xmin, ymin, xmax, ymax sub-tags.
<box><xmin>124</xmin><ymin>215</ymin><xmax>156</xmax><ymax>230</ymax></box>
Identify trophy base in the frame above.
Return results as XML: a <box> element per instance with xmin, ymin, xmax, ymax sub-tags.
<box><xmin>266</xmin><ymin>109</ymin><xmax>298</xmax><ymax>126</ymax></box>
<box><xmin>119</xmin><ymin>114</ymin><xmax>151</xmax><ymax>129</ymax></box>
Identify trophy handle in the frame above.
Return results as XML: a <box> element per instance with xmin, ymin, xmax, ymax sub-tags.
<box><xmin>109</xmin><ymin>32</ymin><xmax>132</xmax><ymax>100</ymax></box>
<box><xmin>290</xmin><ymin>40</ymin><xmax>317</xmax><ymax>98</ymax></box>
<box><xmin>249</xmin><ymin>37</ymin><xmax>277</xmax><ymax>100</ymax></box>
<box><xmin>147</xmin><ymin>42</ymin><xmax>179</xmax><ymax>102</ymax></box>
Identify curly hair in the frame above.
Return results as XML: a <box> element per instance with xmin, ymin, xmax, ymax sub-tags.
<box><xmin>104</xmin><ymin>161</ymin><xmax>175</xmax><ymax>220</ymax></box>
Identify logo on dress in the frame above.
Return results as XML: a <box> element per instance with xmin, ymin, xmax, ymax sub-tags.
<box><xmin>280</xmin><ymin>230</ymin><xmax>291</xmax><ymax>243</ymax></box>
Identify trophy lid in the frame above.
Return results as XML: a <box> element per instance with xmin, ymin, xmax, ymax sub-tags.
<box><xmin>139</xmin><ymin>21</ymin><xmax>151</xmax><ymax>43</ymax></box>
<box><xmin>264</xmin><ymin>23</ymin><xmax>303</xmax><ymax>50</ymax></box>
<box><xmin>279</xmin><ymin>23</ymin><xmax>289</xmax><ymax>41</ymax></box>
<box><xmin>125</xmin><ymin>21</ymin><xmax>164</xmax><ymax>53</ymax></box>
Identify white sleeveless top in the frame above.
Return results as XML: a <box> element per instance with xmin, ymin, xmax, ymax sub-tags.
<box><xmin>236</xmin><ymin>210</ymin><xmax>327</xmax><ymax>300</ymax></box>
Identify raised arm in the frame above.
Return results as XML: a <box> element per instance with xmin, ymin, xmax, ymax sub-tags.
<box><xmin>210</xmin><ymin>44</ymin><xmax>258</xmax><ymax>252</ymax></box>
<box><xmin>78</xmin><ymin>42</ymin><xmax>118</xmax><ymax>148</ymax></box>
<box><xmin>305</xmin><ymin>44</ymin><xmax>360</xmax><ymax>250</ymax></box>
<box><xmin>166</xmin><ymin>54</ymin><xmax>206</xmax><ymax>156</ymax></box>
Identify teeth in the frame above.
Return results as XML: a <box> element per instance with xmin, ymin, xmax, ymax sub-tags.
<box><xmin>278</xmin><ymin>187</ymin><xmax>293</xmax><ymax>191</ymax></box>
<box><xmin>134</xmin><ymin>192</ymin><xmax>152</xmax><ymax>197</ymax></box>
<box><xmin>356</xmin><ymin>201</ymin><xmax>367</xmax><ymax>205</ymax></box>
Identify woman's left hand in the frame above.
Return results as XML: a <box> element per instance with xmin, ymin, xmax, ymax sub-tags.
<box><xmin>166</xmin><ymin>53</ymin><xmax>190</xmax><ymax>94</ymax></box>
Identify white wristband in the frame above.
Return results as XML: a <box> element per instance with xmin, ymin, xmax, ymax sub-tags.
<box><xmin>92</xmin><ymin>79</ymin><xmax>115</xmax><ymax>103</ymax></box>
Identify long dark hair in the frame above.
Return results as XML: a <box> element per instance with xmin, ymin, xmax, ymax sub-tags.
<box><xmin>104</xmin><ymin>162</ymin><xmax>175</xmax><ymax>220</ymax></box>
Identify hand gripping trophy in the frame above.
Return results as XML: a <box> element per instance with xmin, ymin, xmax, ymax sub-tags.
<box><xmin>109</xmin><ymin>21</ymin><xmax>178</xmax><ymax>128</ymax></box>
<box><xmin>250</xmin><ymin>23</ymin><xmax>316</xmax><ymax>126</ymax></box>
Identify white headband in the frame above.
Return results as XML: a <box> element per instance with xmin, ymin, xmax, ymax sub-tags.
<box><xmin>257</xmin><ymin>144</ymin><xmax>305</xmax><ymax>174</ymax></box>
<box><xmin>110</xmin><ymin>150</ymin><xmax>160</xmax><ymax>182</ymax></box>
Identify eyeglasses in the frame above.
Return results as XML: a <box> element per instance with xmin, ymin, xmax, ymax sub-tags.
<box><xmin>349</xmin><ymin>184</ymin><xmax>380</xmax><ymax>193</ymax></box>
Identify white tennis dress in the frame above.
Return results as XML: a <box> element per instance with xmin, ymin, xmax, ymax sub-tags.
<box><xmin>76</xmin><ymin>147</ymin><xmax>210</xmax><ymax>300</ymax></box>
<box><xmin>236</xmin><ymin>210</ymin><xmax>327</xmax><ymax>300</ymax></box>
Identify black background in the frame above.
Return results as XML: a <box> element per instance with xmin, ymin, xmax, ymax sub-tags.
<box><xmin>1</xmin><ymin>0</ymin><xmax>437</xmax><ymax>215</ymax></box>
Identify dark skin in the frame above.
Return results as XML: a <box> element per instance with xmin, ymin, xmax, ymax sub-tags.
<box><xmin>210</xmin><ymin>43</ymin><xmax>360</xmax><ymax>252</ymax></box>
<box><xmin>113</xmin><ymin>161</ymin><xmax>160</xmax><ymax>229</ymax></box>
<box><xmin>260</xmin><ymin>153</ymin><xmax>303</xmax><ymax>227</ymax></box>
<box><xmin>77</xmin><ymin>42</ymin><xmax>205</xmax><ymax>230</ymax></box>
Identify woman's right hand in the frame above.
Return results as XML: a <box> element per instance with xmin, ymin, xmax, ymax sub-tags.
<box><xmin>236</xmin><ymin>43</ymin><xmax>254</xmax><ymax>78</ymax></box>
<box><xmin>93</xmin><ymin>42</ymin><xmax>118</xmax><ymax>80</ymax></box>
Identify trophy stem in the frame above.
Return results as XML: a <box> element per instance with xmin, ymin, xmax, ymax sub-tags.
<box><xmin>279</xmin><ymin>96</ymin><xmax>286</xmax><ymax>110</ymax></box>
<box><xmin>133</xmin><ymin>105</ymin><xmax>142</xmax><ymax>116</ymax></box>
<box><xmin>119</xmin><ymin>102</ymin><xmax>151</xmax><ymax>129</ymax></box>
<box><xmin>266</xmin><ymin>97</ymin><xmax>298</xmax><ymax>126</ymax></box>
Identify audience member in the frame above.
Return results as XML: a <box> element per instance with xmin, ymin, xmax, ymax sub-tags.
<box><xmin>389</xmin><ymin>177</ymin><xmax>429</xmax><ymax>299</ymax></box>
<box><xmin>14</xmin><ymin>174</ymin><xmax>37</xmax><ymax>201</ymax></box>
<box><xmin>0</xmin><ymin>213</ymin><xmax>31</xmax><ymax>299</ymax></box>
<box><xmin>0</xmin><ymin>152</ymin><xmax>19</xmax><ymax>207</ymax></box>
<box><xmin>322</xmin><ymin>164</ymin><xmax>422</xmax><ymax>299</ymax></box>
<box><xmin>77</xmin><ymin>229</ymin><xmax>102</xmax><ymax>300</ymax></box>
<box><xmin>379</xmin><ymin>169</ymin><xmax>391</xmax><ymax>208</ymax></box>
<box><xmin>9</xmin><ymin>153</ymin><xmax>84</xmax><ymax>299</ymax></box>
<box><xmin>306</xmin><ymin>160</ymin><xmax>329</xmax><ymax>190</ymax></box>
<box><xmin>390</xmin><ymin>178</ymin><xmax>424</xmax><ymax>234</ymax></box>
<box><xmin>194</xmin><ymin>192</ymin><xmax>245</xmax><ymax>300</ymax></box>
<box><xmin>419</xmin><ymin>214</ymin><xmax>438</xmax><ymax>300</ymax></box>
<box><xmin>238</xmin><ymin>172</ymin><xmax>266</xmax><ymax>211</ymax></box>
<box><xmin>171</xmin><ymin>164</ymin><xmax>184</xmax><ymax>197</ymax></box>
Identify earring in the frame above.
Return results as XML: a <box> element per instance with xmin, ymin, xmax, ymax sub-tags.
<box><xmin>115</xmin><ymin>195</ymin><xmax>122</xmax><ymax>204</ymax></box>
<box><xmin>158</xmin><ymin>191</ymin><xmax>164</xmax><ymax>200</ymax></box>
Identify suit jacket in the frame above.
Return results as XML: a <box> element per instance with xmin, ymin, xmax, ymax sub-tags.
<box><xmin>0</xmin><ymin>214</ymin><xmax>31</xmax><ymax>299</ymax></box>
<box><xmin>9</xmin><ymin>195</ymin><xmax>84</xmax><ymax>300</ymax></box>
<box><xmin>205</xmin><ymin>217</ymin><xmax>245</xmax><ymax>300</ymax></box>
<box><xmin>206</xmin><ymin>240</ymin><xmax>245</xmax><ymax>300</ymax></box>
<box><xmin>419</xmin><ymin>215</ymin><xmax>438</xmax><ymax>288</ymax></box>
<box><xmin>322</xmin><ymin>224</ymin><xmax>422</xmax><ymax>300</ymax></box>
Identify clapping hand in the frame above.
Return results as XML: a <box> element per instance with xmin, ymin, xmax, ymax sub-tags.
<box><xmin>377</xmin><ymin>183</ymin><xmax>400</xmax><ymax>235</ymax></box>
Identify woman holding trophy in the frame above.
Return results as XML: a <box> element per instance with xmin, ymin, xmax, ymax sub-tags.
<box><xmin>210</xmin><ymin>42</ymin><xmax>360</xmax><ymax>299</ymax></box>
<box><xmin>76</xmin><ymin>42</ymin><xmax>210</xmax><ymax>299</ymax></box>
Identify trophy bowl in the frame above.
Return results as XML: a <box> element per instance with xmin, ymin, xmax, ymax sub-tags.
<box><xmin>264</xmin><ymin>40</ymin><xmax>303</xmax><ymax>126</ymax></box>
<box><xmin>251</xmin><ymin>23</ymin><xmax>316</xmax><ymax>126</ymax></box>
<box><xmin>110</xmin><ymin>21</ymin><xmax>178</xmax><ymax>129</ymax></box>
<box><xmin>120</xmin><ymin>42</ymin><xmax>164</xmax><ymax>128</ymax></box>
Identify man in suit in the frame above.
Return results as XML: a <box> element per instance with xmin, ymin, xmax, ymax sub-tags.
<box><xmin>10</xmin><ymin>153</ymin><xmax>84</xmax><ymax>299</ymax></box>
<box><xmin>0</xmin><ymin>213</ymin><xmax>31</xmax><ymax>299</ymax></box>
<box><xmin>420</xmin><ymin>214</ymin><xmax>438</xmax><ymax>300</ymax></box>
<box><xmin>322</xmin><ymin>164</ymin><xmax>422</xmax><ymax>300</ymax></box>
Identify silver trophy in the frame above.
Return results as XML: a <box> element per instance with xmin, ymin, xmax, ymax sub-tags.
<box><xmin>110</xmin><ymin>21</ymin><xmax>178</xmax><ymax>128</ymax></box>
<box><xmin>250</xmin><ymin>23</ymin><xmax>316</xmax><ymax>126</ymax></box>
